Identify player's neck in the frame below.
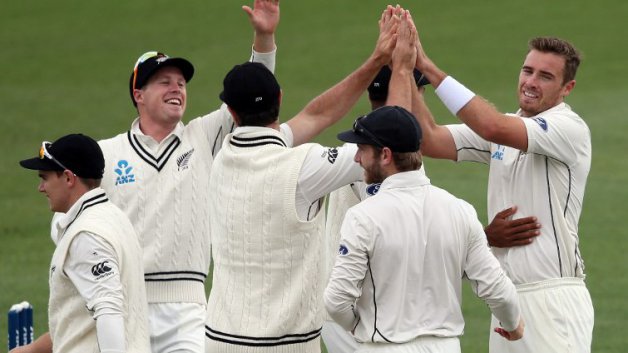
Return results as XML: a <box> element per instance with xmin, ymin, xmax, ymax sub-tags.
<box><xmin>138</xmin><ymin>117</ymin><xmax>178</xmax><ymax>143</ymax></box>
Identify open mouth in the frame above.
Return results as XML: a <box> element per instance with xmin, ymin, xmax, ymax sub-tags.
<box><xmin>165</xmin><ymin>98</ymin><xmax>182</xmax><ymax>106</ymax></box>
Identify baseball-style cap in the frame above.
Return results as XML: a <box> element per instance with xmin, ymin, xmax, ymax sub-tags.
<box><xmin>219</xmin><ymin>62</ymin><xmax>281</xmax><ymax>114</ymax></box>
<box><xmin>19</xmin><ymin>134</ymin><xmax>105</xmax><ymax>179</ymax></box>
<box><xmin>337</xmin><ymin>106</ymin><xmax>422</xmax><ymax>153</ymax></box>
<box><xmin>129</xmin><ymin>51</ymin><xmax>194</xmax><ymax>106</ymax></box>
<box><xmin>367</xmin><ymin>66</ymin><xmax>430</xmax><ymax>102</ymax></box>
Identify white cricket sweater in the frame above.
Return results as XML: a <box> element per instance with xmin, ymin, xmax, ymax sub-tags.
<box><xmin>206</xmin><ymin>128</ymin><xmax>326</xmax><ymax>353</ymax></box>
<box><xmin>49</xmin><ymin>188</ymin><xmax>150</xmax><ymax>353</ymax></box>
<box><xmin>99</xmin><ymin>110</ymin><xmax>232</xmax><ymax>304</ymax></box>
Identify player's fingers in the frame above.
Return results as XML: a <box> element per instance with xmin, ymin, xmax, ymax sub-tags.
<box><xmin>242</xmin><ymin>6</ymin><xmax>254</xmax><ymax>18</ymax></box>
<box><xmin>511</xmin><ymin>223</ymin><xmax>541</xmax><ymax>235</ymax></box>
<box><xmin>495</xmin><ymin>206</ymin><xmax>517</xmax><ymax>219</ymax></box>
<box><xmin>509</xmin><ymin>216</ymin><xmax>537</xmax><ymax>227</ymax></box>
<box><xmin>494</xmin><ymin>327</ymin><xmax>510</xmax><ymax>340</ymax></box>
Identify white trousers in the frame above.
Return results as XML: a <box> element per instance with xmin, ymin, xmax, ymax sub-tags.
<box><xmin>489</xmin><ymin>277</ymin><xmax>593</xmax><ymax>353</ymax></box>
<box><xmin>356</xmin><ymin>336</ymin><xmax>460</xmax><ymax>353</ymax></box>
<box><xmin>149</xmin><ymin>302</ymin><xmax>206</xmax><ymax>353</ymax></box>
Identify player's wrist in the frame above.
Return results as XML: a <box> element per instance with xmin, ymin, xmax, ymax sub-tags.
<box><xmin>435</xmin><ymin>76</ymin><xmax>475</xmax><ymax>115</ymax></box>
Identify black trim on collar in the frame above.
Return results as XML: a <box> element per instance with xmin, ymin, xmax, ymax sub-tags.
<box><xmin>230</xmin><ymin>134</ymin><xmax>287</xmax><ymax>148</ymax></box>
<box><xmin>64</xmin><ymin>192</ymin><xmax>108</xmax><ymax>232</ymax></box>
<box><xmin>127</xmin><ymin>131</ymin><xmax>181</xmax><ymax>171</ymax></box>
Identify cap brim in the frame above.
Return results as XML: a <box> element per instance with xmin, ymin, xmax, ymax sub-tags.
<box><xmin>337</xmin><ymin>130</ymin><xmax>377</xmax><ymax>145</ymax></box>
<box><xmin>19</xmin><ymin>158</ymin><xmax>62</xmax><ymax>171</ymax></box>
<box><xmin>164</xmin><ymin>58</ymin><xmax>194</xmax><ymax>82</ymax></box>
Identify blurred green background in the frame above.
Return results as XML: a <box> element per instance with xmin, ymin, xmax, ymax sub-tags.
<box><xmin>1</xmin><ymin>0</ymin><xmax>626</xmax><ymax>351</ymax></box>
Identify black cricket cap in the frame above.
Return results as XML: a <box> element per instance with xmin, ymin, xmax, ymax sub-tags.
<box><xmin>219</xmin><ymin>62</ymin><xmax>281</xmax><ymax>114</ymax></box>
<box><xmin>19</xmin><ymin>134</ymin><xmax>105</xmax><ymax>179</ymax></box>
<box><xmin>367</xmin><ymin>66</ymin><xmax>430</xmax><ymax>102</ymax></box>
<box><xmin>337</xmin><ymin>106</ymin><xmax>422</xmax><ymax>153</ymax></box>
<box><xmin>129</xmin><ymin>51</ymin><xmax>194</xmax><ymax>106</ymax></box>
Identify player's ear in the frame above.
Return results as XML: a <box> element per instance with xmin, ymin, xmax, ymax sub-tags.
<box><xmin>133</xmin><ymin>89</ymin><xmax>143</xmax><ymax>105</ymax></box>
<box><xmin>381</xmin><ymin>147</ymin><xmax>394</xmax><ymax>164</ymax></box>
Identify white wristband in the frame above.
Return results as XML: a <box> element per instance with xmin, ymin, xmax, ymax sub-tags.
<box><xmin>435</xmin><ymin>76</ymin><xmax>475</xmax><ymax>115</ymax></box>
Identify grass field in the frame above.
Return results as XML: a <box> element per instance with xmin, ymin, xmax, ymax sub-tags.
<box><xmin>1</xmin><ymin>0</ymin><xmax>627</xmax><ymax>351</ymax></box>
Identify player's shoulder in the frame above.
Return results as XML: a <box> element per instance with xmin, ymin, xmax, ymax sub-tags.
<box><xmin>98</xmin><ymin>131</ymin><xmax>129</xmax><ymax>149</ymax></box>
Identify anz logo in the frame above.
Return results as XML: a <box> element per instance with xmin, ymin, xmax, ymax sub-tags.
<box><xmin>491</xmin><ymin>145</ymin><xmax>505</xmax><ymax>161</ymax></box>
<box><xmin>115</xmin><ymin>160</ymin><xmax>136</xmax><ymax>185</ymax></box>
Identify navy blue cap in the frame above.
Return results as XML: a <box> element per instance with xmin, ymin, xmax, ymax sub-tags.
<box><xmin>368</xmin><ymin>66</ymin><xmax>430</xmax><ymax>102</ymax></box>
<box><xmin>20</xmin><ymin>134</ymin><xmax>104</xmax><ymax>179</ymax></box>
<box><xmin>337</xmin><ymin>106</ymin><xmax>422</xmax><ymax>153</ymax></box>
<box><xmin>220</xmin><ymin>62</ymin><xmax>281</xmax><ymax>114</ymax></box>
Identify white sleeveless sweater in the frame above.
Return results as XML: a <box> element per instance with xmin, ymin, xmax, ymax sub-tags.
<box><xmin>206</xmin><ymin>128</ymin><xmax>326</xmax><ymax>353</ymax></box>
<box><xmin>49</xmin><ymin>189</ymin><xmax>149</xmax><ymax>353</ymax></box>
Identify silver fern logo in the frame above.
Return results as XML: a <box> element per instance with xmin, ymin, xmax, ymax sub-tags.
<box><xmin>177</xmin><ymin>149</ymin><xmax>194</xmax><ymax>171</ymax></box>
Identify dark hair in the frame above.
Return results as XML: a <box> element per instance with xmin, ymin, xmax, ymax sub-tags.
<box><xmin>372</xmin><ymin>147</ymin><xmax>423</xmax><ymax>172</ymax></box>
<box><xmin>79</xmin><ymin>177</ymin><xmax>102</xmax><ymax>189</ymax></box>
<box><xmin>53</xmin><ymin>171</ymin><xmax>102</xmax><ymax>189</ymax></box>
<box><xmin>528</xmin><ymin>37</ymin><xmax>581</xmax><ymax>84</ymax></box>
<box><xmin>234</xmin><ymin>103</ymin><xmax>280</xmax><ymax>127</ymax></box>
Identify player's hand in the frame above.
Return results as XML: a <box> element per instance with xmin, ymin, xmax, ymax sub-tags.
<box><xmin>243</xmin><ymin>0</ymin><xmax>280</xmax><ymax>35</ymax></box>
<box><xmin>391</xmin><ymin>10</ymin><xmax>417</xmax><ymax>72</ymax></box>
<box><xmin>485</xmin><ymin>206</ymin><xmax>541</xmax><ymax>248</ymax></box>
<box><xmin>373</xmin><ymin>5</ymin><xmax>400</xmax><ymax>66</ymax></box>
<box><xmin>494</xmin><ymin>318</ymin><xmax>524</xmax><ymax>341</ymax></box>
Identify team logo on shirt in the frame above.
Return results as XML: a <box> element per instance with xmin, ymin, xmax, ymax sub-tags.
<box><xmin>366</xmin><ymin>183</ymin><xmax>381</xmax><ymax>196</ymax></box>
<box><xmin>491</xmin><ymin>145</ymin><xmax>505</xmax><ymax>161</ymax></box>
<box><xmin>533</xmin><ymin>117</ymin><xmax>548</xmax><ymax>132</ymax></box>
<box><xmin>91</xmin><ymin>261</ymin><xmax>113</xmax><ymax>280</ymax></box>
<box><xmin>176</xmin><ymin>148</ymin><xmax>194</xmax><ymax>171</ymax></box>
<box><xmin>325</xmin><ymin>147</ymin><xmax>339</xmax><ymax>164</ymax></box>
<box><xmin>338</xmin><ymin>244</ymin><xmax>349</xmax><ymax>256</ymax></box>
<box><xmin>114</xmin><ymin>160</ymin><xmax>136</xmax><ymax>185</ymax></box>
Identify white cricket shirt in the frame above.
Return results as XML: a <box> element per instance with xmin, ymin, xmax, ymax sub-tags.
<box><xmin>447</xmin><ymin>102</ymin><xmax>591</xmax><ymax>284</ymax></box>
<box><xmin>324</xmin><ymin>171</ymin><xmax>520</xmax><ymax>343</ymax></box>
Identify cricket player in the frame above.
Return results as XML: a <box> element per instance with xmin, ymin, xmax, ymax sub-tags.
<box><xmin>322</xmin><ymin>65</ymin><xmax>430</xmax><ymax>353</ymax></box>
<box><xmin>46</xmin><ymin>1</ymin><xmax>280</xmax><ymax>352</ymax></box>
<box><xmin>412</xmin><ymin>12</ymin><xmax>593</xmax><ymax>353</ymax></box>
<box><xmin>204</xmin><ymin>6</ymin><xmax>406</xmax><ymax>353</ymax></box>
<box><xmin>17</xmin><ymin>134</ymin><xmax>150</xmax><ymax>353</ymax></box>
<box><xmin>324</xmin><ymin>13</ymin><xmax>523</xmax><ymax>352</ymax></box>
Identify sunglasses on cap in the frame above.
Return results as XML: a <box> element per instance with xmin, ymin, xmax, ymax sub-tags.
<box><xmin>39</xmin><ymin>141</ymin><xmax>73</xmax><ymax>173</ymax></box>
<box><xmin>131</xmin><ymin>51</ymin><xmax>167</xmax><ymax>91</ymax></box>
<box><xmin>352</xmin><ymin>116</ymin><xmax>386</xmax><ymax>148</ymax></box>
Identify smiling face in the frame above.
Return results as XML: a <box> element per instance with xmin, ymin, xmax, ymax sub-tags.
<box><xmin>135</xmin><ymin>66</ymin><xmax>187</xmax><ymax>128</ymax></box>
<box><xmin>518</xmin><ymin>49</ymin><xmax>575</xmax><ymax>117</ymax></box>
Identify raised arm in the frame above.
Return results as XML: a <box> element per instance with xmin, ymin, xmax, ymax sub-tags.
<box><xmin>385</xmin><ymin>10</ymin><xmax>416</xmax><ymax>111</ymax></box>
<box><xmin>411</xmin><ymin>86</ymin><xmax>457</xmax><ymax>160</ymax></box>
<box><xmin>413</xmin><ymin>19</ymin><xmax>529</xmax><ymax>151</ymax></box>
<box><xmin>243</xmin><ymin>0</ymin><xmax>279</xmax><ymax>53</ymax></box>
<box><xmin>287</xmin><ymin>5</ymin><xmax>398</xmax><ymax>146</ymax></box>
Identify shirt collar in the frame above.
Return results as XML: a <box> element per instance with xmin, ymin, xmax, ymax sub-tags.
<box><xmin>130</xmin><ymin>117</ymin><xmax>184</xmax><ymax>145</ymax></box>
<box><xmin>55</xmin><ymin>187</ymin><xmax>108</xmax><ymax>241</ymax></box>
<box><xmin>379</xmin><ymin>170</ymin><xmax>431</xmax><ymax>192</ymax></box>
<box><xmin>232</xmin><ymin>125</ymin><xmax>289</xmax><ymax>146</ymax></box>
